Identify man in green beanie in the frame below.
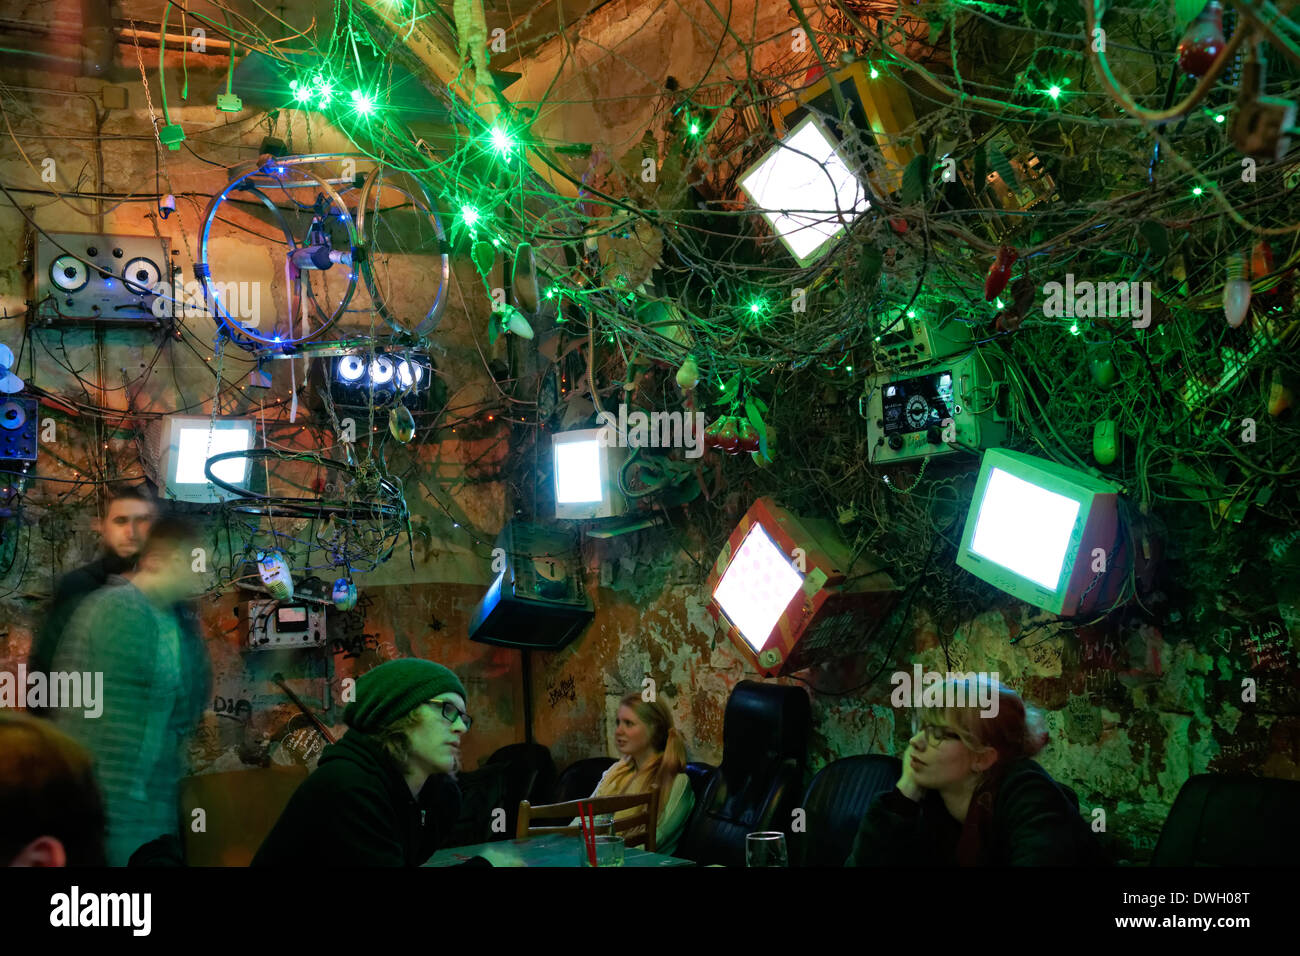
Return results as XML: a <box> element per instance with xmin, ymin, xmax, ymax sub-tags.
<box><xmin>253</xmin><ymin>658</ymin><xmax>490</xmax><ymax>866</ymax></box>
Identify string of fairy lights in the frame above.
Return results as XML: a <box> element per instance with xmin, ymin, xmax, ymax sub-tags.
<box><xmin>1</xmin><ymin>0</ymin><xmax>1299</xmax><ymax>624</ymax></box>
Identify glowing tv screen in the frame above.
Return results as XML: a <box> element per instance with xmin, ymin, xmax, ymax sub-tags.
<box><xmin>713</xmin><ymin>524</ymin><xmax>805</xmax><ymax>652</ymax></box>
<box><xmin>738</xmin><ymin>115</ymin><xmax>870</xmax><ymax>266</ymax></box>
<box><xmin>957</xmin><ymin>448</ymin><xmax>1124</xmax><ymax>616</ymax></box>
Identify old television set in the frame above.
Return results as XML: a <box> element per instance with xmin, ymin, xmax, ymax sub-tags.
<box><xmin>159</xmin><ymin>416</ymin><xmax>255</xmax><ymax>504</ymax></box>
<box><xmin>552</xmin><ymin>426</ymin><xmax>630</xmax><ymax>519</ymax></box>
<box><xmin>469</xmin><ymin>522</ymin><xmax>594</xmax><ymax>651</ymax></box>
<box><xmin>738</xmin><ymin>115</ymin><xmax>870</xmax><ymax>267</ymax></box>
<box><xmin>956</xmin><ymin>448</ymin><xmax>1128</xmax><ymax>616</ymax></box>
<box><xmin>705</xmin><ymin>497</ymin><xmax>898</xmax><ymax>677</ymax></box>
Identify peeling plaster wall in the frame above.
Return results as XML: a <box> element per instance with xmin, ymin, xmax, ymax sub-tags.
<box><xmin>527</xmin><ymin>530</ymin><xmax>1300</xmax><ymax>864</ymax></box>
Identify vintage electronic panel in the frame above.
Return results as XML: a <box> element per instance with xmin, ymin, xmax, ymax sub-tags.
<box><xmin>874</xmin><ymin>312</ymin><xmax>975</xmax><ymax>370</ymax></box>
<box><xmin>35</xmin><ymin>232</ymin><xmax>171</xmax><ymax>326</ymax></box>
<box><xmin>862</xmin><ymin>350</ymin><xmax>1008</xmax><ymax>465</ymax></box>
<box><xmin>244</xmin><ymin>600</ymin><xmax>326</xmax><ymax>651</ymax></box>
<box><xmin>0</xmin><ymin>397</ymin><xmax>38</xmax><ymax>461</ymax></box>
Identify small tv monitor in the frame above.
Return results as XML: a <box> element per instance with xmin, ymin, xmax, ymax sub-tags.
<box><xmin>956</xmin><ymin>448</ymin><xmax>1125</xmax><ymax>616</ymax></box>
<box><xmin>738</xmin><ymin>114</ymin><xmax>870</xmax><ymax>266</ymax></box>
<box><xmin>551</xmin><ymin>427</ymin><xmax>628</xmax><ymax>520</ymax></box>
<box><xmin>160</xmin><ymin>416</ymin><xmax>255</xmax><ymax>504</ymax></box>
<box><xmin>713</xmin><ymin>523</ymin><xmax>806</xmax><ymax>653</ymax></box>
<box><xmin>705</xmin><ymin>497</ymin><xmax>898</xmax><ymax>677</ymax></box>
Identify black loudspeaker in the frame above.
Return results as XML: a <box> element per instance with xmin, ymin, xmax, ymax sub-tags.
<box><xmin>469</xmin><ymin>522</ymin><xmax>593</xmax><ymax>651</ymax></box>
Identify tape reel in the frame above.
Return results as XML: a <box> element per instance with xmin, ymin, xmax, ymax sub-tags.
<box><xmin>50</xmin><ymin>254</ymin><xmax>88</xmax><ymax>292</ymax></box>
<box><xmin>0</xmin><ymin>400</ymin><xmax>27</xmax><ymax>431</ymax></box>
<box><xmin>122</xmin><ymin>256</ymin><xmax>162</xmax><ymax>295</ymax></box>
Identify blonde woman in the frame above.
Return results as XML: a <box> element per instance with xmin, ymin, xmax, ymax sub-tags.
<box><xmin>576</xmin><ymin>693</ymin><xmax>694</xmax><ymax>855</ymax></box>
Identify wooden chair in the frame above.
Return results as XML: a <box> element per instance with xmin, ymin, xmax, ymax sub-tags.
<box><xmin>517</xmin><ymin>787</ymin><xmax>660</xmax><ymax>852</ymax></box>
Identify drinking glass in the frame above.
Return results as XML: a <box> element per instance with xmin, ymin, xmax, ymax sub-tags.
<box><xmin>746</xmin><ymin>831</ymin><xmax>788</xmax><ymax>867</ymax></box>
<box><xmin>580</xmin><ymin>835</ymin><xmax>625</xmax><ymax>867</ymax></box>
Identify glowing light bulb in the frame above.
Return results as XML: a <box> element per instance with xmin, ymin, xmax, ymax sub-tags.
<box><xmin>1192</xmin><ymin>186</ymin><xmax>1204</xmax><ymax>196</ymax></box>
<box><xmin>490</xmin><ymin>126</ymin><xmax>513</xmax><ymax>153</ymax></box>
<box><xmin>461</xmin><ymin>205</ymin><xmax>480</xmax><ymax>228</ymax></box>
<box><xmin>350</xmin><ymin>90</ymin><xmax>375</xmax><ymax>115</ymax></box>
<box><xmin>1047</xmin><ymin>85</ymin><xmax>1062</xmax><ymax>100</ymax></box>
<box><xmin>1224</xmin><ymin>254</ymin><xmax>1251</xmax><ymax>328</ymax></box>
<box><xmin>869</xmin><ymin>66</ymin><xmax>879</xmax><ymax>79</ymax></box>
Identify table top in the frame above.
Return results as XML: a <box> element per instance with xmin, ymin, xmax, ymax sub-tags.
<box><xmin>425</xmin><ymin>833</ymin><xmax>694</xmax><ymax>868</ymax></box>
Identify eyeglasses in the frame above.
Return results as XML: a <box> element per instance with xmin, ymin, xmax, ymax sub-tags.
<box><xmin>910</xmin><ymin>714</ymin><xmax>963</xmax><ymax>746</ymax></box>
<box><xmin>428</xmin><ymin>700</ymin><xmax>472</xmax><ymax>730</ymax></box>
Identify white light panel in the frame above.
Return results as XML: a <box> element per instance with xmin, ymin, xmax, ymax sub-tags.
<box><xmin>555</xmin><ymin>438</ymin><xmax>603</xmax><ymax>504</ymax></box>
<box><xmin>713</xmin><ymin>524</ymin><xmax>804</xmax><ymax>652</ymax></box>
<box><xmin>176</xmin><ymin>425</ymin><xmax>252</xmax><ymax>485</ymax></box>
<box><xmin>739</xmin><ymin>116</ymin><xmax>869</xmax><ymax>265</ymax></box>
<box><xmin>970</xmin><ymin>467</ymin><xmax>1080</xmax><ymax>590</ymax></box>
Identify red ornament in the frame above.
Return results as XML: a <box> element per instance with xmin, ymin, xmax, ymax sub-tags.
<box><xmin>737</xmin><ymin>418</ymin><xmax>760</xmax><ymax>453</ymax></box>
<box><xmin>889</xmin><ymin>217</ymin><xmax>909</xmax><ymax>235</ymax></box>
<box><xmin>984</xmin><ymin>245</ymin><xmax>1018</xmax><ymax>301</ymax></box>
<box><xmin>717</xmin><ymin>417</ymin><xmax>741</xmax><ymax>454</ymax></box>
<box><xmin>704</xmin><ymin>417</ymin><xmax>723</xmax><ymax>450</ymax></box>
<box><xmin>1177</xmin><ymin>1</ymin><xmax>1225</xmax><ymax>79</ymax></box>
<box><xmin>1249</xmin><ymin>240</ymin><xmax>1275</xmax><ymax>281</ymax></box>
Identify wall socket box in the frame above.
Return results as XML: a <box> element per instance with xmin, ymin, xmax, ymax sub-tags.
<box><xmin>243</xmin><ymin>600</ymin><xmax>326</xmax><ymax>652</ymax></box>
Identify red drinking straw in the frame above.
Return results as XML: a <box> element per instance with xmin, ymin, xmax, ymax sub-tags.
<box><xmin>579</xmin><ymin>801</ymin><xmax>597</xmax><ymax>866</ymax></box>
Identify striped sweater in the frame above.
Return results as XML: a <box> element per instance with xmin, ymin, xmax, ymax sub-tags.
<box><xmin>50</xmin><ymin>579</ymin><xmax>195</xmax><ymax>866</ymax></box>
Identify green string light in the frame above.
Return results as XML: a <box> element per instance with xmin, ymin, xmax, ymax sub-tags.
<box><xmin>490</xmin><ymin>126</ymin><xmax>514</xmax><ymax>155</ymax></box>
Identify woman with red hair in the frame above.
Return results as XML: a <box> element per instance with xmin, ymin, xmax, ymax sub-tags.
<box><xmin>848</xmin><ymin>676</ymin><xmax>1105</xmax><ymax>866</ymax></box>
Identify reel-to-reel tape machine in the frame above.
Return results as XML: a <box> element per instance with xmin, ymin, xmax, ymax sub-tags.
<box><xmin>35</xmin><ymin>232</ymin><xmax>172</xmax><ymax>327</ymax></box>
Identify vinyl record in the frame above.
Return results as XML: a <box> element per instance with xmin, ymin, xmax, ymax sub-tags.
<box><xmin>0</xmin><ymin>400</ymin><xmax>27</xmax><ymax>431</ymax></box>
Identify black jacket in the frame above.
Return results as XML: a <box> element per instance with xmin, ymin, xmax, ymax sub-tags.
<box><xmin>846</xmin><ymin>758</ymin><xmax>1107</xmax><ymax>866</ymax></box>
<box><xmin>252</xmin><ymin>729</ymin><xmax>483</xmax><ymax>867</ymax></box>
<box><xmin>30</xmin><ymin>554</ymin><xmax>131</xmax><ymax>676</ymax></box>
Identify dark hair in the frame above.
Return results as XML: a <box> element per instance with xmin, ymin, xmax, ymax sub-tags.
<box><xmin>139</xmin><ymin>516</ymin><xmax>202</xmax><ymax>559</ymax></box>
<box><xmin>99</xmin><ymin>482</ymin><xmax>156</xmax><ymax>514</ymax></box>
<box><xmin>0</xmin><ymin>712</ymin><xmax>107</xmax><ymax>865</ymax></box>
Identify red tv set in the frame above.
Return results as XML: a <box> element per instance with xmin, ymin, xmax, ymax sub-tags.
<box><xmin>705</xmin><ymin>497</ymin><xmax>899</xmax><ymax>677</ymax></box>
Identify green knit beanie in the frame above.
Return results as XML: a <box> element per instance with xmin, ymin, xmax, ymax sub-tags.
<box><xmin>343</xmin><ymin>659</ymin><xmax>467</xmax><ymax>733</ymax></box>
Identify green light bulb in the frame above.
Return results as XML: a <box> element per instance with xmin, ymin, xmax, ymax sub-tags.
<box><xmin>1192</xmin><ymin>186</ymin><xmax>1203</xmax><ymax>196</ymax></box>
<box><xmin>1047</xmin><ymin>85</ymin><xmax>1062</xmax><ymax>100</ymax></box>
<box><xmin>689</xmin><ymin>121</ymin><xmax>701</xmax><ymax>135</ymax></box>
<box><xmin>490</xmin><ymin>127</ymin><xmax>513</xmax><ymax>153</ymax></box>
<box><xmin>1215</xmin><ymin>113</ymin><xmax>1226</xmax><ymax>123</ymax></box>
<box><xmin>461</xmin><ymin>205</ymin><xmax>480</xmax><ymax>227</ymax></box>
<box><xmin>869</xmin><ymin>66</ymin><xmax>879</xmax><ymax>79</ymax></box>
<box><xmin>350</xmin><ymin>90</ymin><xmax>375</xmax><ymax>115</ymax></box>
<box><xmin>1069</xmin><ymin>323</ymin><xmax>1080</xmax><ymax>335</ymax></box>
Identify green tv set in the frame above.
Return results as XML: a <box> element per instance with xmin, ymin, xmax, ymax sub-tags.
<box><xmin>956</xmin><ymin>448</ymin><xmax>1125</xmax><ymax>616</ymax></box>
